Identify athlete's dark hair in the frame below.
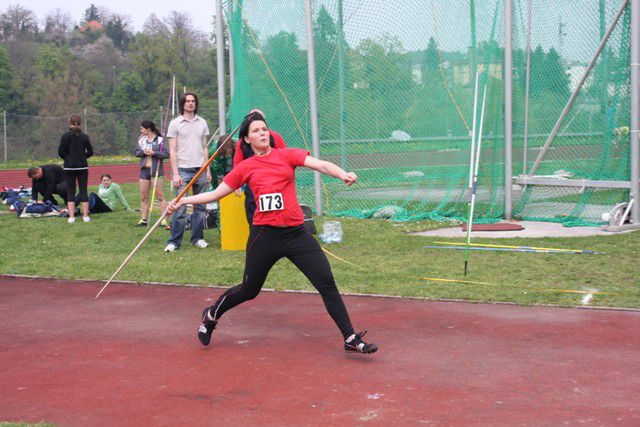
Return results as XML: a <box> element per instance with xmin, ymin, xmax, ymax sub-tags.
<box><xmin>27</xmin><ymin>166</ymin><xmax>40</xmax><ymax>178</ymax></box>
<box><xmin>179</xmin><ymin>92</ymin><xmax>198</xmax><ymax>115</ymax></box>
<box><xmin>140</xmin><ymin>120</ymin><xmax>159</xmax><ymax>135</ymax></box>
<box><xmin>69</xmin><ymin>114</ymin><xmax>82</xmax><ymax>135</ymax></box>
<box><xmin>238</xmin><ymin>112</ymin><xmax>274</xmax><ymax>159</ymax></box>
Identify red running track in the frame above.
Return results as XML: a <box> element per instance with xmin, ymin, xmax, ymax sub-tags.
<box><xmin>1</xmin><ymin>275</ymin><xmax>639</xmax><ymax>426</ymax></box>
<box><xmin>0</xmin><ymin>163</ymin><xmax>166</xmax><ymax>188</ymax></box>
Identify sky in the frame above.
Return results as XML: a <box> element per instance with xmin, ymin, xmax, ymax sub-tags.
<box><xmin>17</xmin><ymin>0</ymin><xmax>218</xmax><ymax>35</ymax></box>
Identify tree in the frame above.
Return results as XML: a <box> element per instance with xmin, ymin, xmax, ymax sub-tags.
<box><xmin>543</xmin><ymin>48</ymin><xmax>570</xmax><ymax>99</ymax></box>
<box><xmin>423</xmin><ymin>37</ymin><xmax>439</xmax><ymax>71</ymax></box>
<box><xmin>82</xmin><ymin>4</ymin><xmax>104</xmax><ymax>24</ymax></box>
<box><xmin>263</xmin><ymin>31</ymin><xmax>306</xmax><ymax>92</ymax></box>
<box><xmin>353</xmin><ymin>35</ymin><xmax>415</xmax><ymax>137</ymax></box>
<box><xmin>314</xmin><ymin>6</ymin><xmax>338</xmax><ymax>91</ymax></box>
<box><xmin>529</xmin><ymin>45</ymin><xmax>547</xmax><ymax>98</ymax></box>
<box><xmin>5</xmin><ymin>39</ymin><xmax>40</xmax><ymax>114</ymax></box>
<box><xmin>0</xmin><ymin>45</ymin><xmax>14</xmax><ymax>111</ymax></box>
<box><xmin>105</xmin><ymin>13</ymin><xmax>132</xmax><ymax>52</ymax></box>
<box><xmin>36</xmin><ymin>44</ymin><xmax>66</xmax><ymax>78</ymax></box>
<box><xmin>0</xmin><ymin>5</ymin><xmax>38</xmax><ymax>41</ymax></box>
<box><xmin>166</xmin><ymin>11</ymin><xmax>200</xmax><ymax>73</ymax></box>
<box><xmin>109</xmin><ymin>72</ymin><xmax>146</xmax><ymax>112</ymax></box>
<box><xmin>422</xmin><ymin>36</ymin><xmax>440</xmax><ymax>85</ymax></box>
<box><xmin>44</xmin><ymin>8</ymin><xmax>73</xmax><ymax>45</ymax></box>
<box><xmin>357</xmin><ymin>35</ymin><xmax>413</xmax><ymax>96</ymax></box>
<box><xmin>142</xmin><ymin>13</ymin><xmax>169</xmax><ymax>37</ymax></box>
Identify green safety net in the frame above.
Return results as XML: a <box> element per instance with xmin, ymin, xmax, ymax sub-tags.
<box><xmin>223</xmin><ymin>0</ymin><xmax>631</xmax><ymax>226</ymax></box>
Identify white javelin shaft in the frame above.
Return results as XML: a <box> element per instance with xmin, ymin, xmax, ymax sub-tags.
<box><xmin>95</xmin><ymin>214</ymin><xmax>166</xmax><ymax>299</ymax></box>
<box><xmin>473</xmin><ymin>86</ymin><xmax>487</xmax><ymax>178</ymax></box>
<box><xmin>206</xmin><ymin>127</ymin><xmax>221</xmax><ymax>148</ymax></box>
<box><xmin>469</xmin><ymin>71</ymin><xmax>480</xmax><ymax>188</ymax></box>
<box><xmin>466</xmin><ymin>85</ymin><xmax>487</xmax><ymax>245</ymax></box>
<box><xmin>95</xmin><ymin>124</ymin><xmax>242</xmax><ymax>299</ymax></box>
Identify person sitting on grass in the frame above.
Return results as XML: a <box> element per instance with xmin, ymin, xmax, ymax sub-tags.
<box><xmin>73</xmin><ymin>173</ymin><xmax>130</xmax><ymax>214</ymax></box>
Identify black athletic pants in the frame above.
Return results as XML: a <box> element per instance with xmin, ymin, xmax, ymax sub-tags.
<box><xmin>47</xmin><ymin>182</ymin><xmax>69</xmax><ymax>204</ymax></box>
<box><xmin>65</xmin><ymin>169</ymin><xmax>89</xmax><ymax>203</ymax></box>
<box><xmin>209</xmin><ymin>225</ymin><xmax>356</xmax><ymax>339</ymax></box>
<box><xmin>74</xmin><ymin>192</ymin><xmax>112</xmax><ymax>214</ymax></box>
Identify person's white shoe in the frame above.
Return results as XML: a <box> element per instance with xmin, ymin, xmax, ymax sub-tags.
<box><xmin>194</xmin><ymin>239</ymin><xmax>209</xmax><ymax>248</ymax></box>
<box><xmin>68</xmin><ymin>217</ymin><xmax>76</xmax><ymax>224</ymax></box>
<box><xmin>164</xmin><ymin>243</ymin><xmax>177</xmax><ymax>252</ymax></box>
<box><xmin>82</xmin><ymin>216</ymin><xmax>91</xmax><ymax>223</ymax></box>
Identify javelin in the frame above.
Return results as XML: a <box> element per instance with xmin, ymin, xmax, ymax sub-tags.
<box><xmin>464</xmin><ymin>71</ymin><xmax>480</xmax><ymax>273</ymax></box>
<box><xmin>436</xmin><ymin>241</ymin><xmax>601</xmax><ymax>255</ymax></box>
<box><xmin>464</xmin><ymin>83</ymin><xmax>487</xmax><ymax>276</ymax></box>
<box><xmin>426</xmin><ymin>245</ymin><xmax>572</xmax><ymax>254</ymax></box>
<box><xmin>147</xmin><ymin>83</ymin><xmax>175</xmax><ymax>226</ymax></box>
<box><xmin>206</xmin><ymin>127</ymin><xmax>221</xmax><ymax>147</ymax></box>
<box><xmin>95</xmin><ymin>122</ymin><xmax>242</xmax><ymax>299</ymax></box>
<box><xmin>148</xmin><ymin>127</ymin><xmax>220</xmax><ymax>225</ymax></box>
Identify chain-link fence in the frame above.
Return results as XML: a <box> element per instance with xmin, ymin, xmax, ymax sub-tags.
<box><xmin>1</xmin><ymin>107</ymin><xmax>221</xmax><ymax>162</ymax></box>
<box><xmin>223</xmin><ymin>0</ymin><xmax>631</xmax><ymax>225</ymax></box>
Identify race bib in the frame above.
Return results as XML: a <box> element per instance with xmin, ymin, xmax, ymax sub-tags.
<box><xmin>258</xmin><ymin>193</ymin><xmax>284</xmax><ymax>212</ymax></box>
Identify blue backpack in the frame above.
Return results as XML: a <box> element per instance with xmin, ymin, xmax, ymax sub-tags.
<box><xmin>14</xmin><ymin>200</ymin><xmax>62</xmax><ymax>218</ymax></box>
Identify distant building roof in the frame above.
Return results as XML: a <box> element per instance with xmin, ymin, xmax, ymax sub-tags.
<box><xmin>80</xmin><ymin>20</ymin><xmax>104</xmax><ymax>33</ymax></box>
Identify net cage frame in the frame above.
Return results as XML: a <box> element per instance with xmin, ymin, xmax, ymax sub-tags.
<box><xmin>211</xmin><ymin>0</ymin><xmax>639</xmax><ymax>224</ymax></box>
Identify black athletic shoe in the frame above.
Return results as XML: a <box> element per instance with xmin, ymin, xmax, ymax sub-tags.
<box><xmin>197</xmin><ymin>307</ymin><xmax>218</xmax><ymax>346</ymax></box>
<box><xmin>344</xmin><ymin>330</ymin><xmax>378</xmax><ymax>354</ymax></box>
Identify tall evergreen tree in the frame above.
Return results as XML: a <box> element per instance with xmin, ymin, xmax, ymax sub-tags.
<box><xmin>82</xmin><ymin>4</ymin><xmax>104</xmax><ymax>23</ymax></box>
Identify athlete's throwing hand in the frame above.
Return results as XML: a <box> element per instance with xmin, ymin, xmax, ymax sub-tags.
<box><xmin>342</xmin><ymin>172</ymin><xmax>358</xmax><ymax>186</ymax></box>
<box><xmin>166</xmin><ymin>199</ymin><xmax>182</xmax><ymax>215</ymax></box>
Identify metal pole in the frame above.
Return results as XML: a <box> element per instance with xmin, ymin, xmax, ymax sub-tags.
<box><xmin>3</xmin><ymin>110</ymin><xmax>6</xmax><ymax>163</ymax></box>
<box><xmin>600</xmin><ymin>0</ymin><xmax>609</xmax><ymax>128</ymax></box>
<box><xmin>338</xmin><ymin>0</ymin><xmax>347</xmax><ymax>170</ymax></box>
<box><xmin>470</xmin><ymin>0</ymin><xmax>476</xmax><ymax>78</ymax></box>
<box><xmin>172</xmin><ymin>76</ymin><xmax>176</xmax><ymax>117</ymax></box>
<box><xmin>631</xmin><ymin>0</ymin><xmax>639</xmax><ymax>223</ymax></box>
<box><xmin>227</xmin><ymin>20</ymin><xmax>235</xmax><ymax>99</ymax></box>
<box><xmin>504</xmin><ymin>0</ymin><xmax>513</xmax><ymax>219</ymax></box>
<box><xmin>528</xmin><ymin>0</ymin><xmax>629</xmax><ymax>177</ymax></box>
<box><xmin>522</xmin><ymin>0</ymin><xmax>531</xmax><ymax>174</ymax></box>
<box><xmin>305</xmin><ymin>0</ymin><xmax>323</xmax><ymax>215</ymax></box>
<box><xmin>216</xmin><ymin>0</ymin><xmax>227</xmax><ymax>134</ymax></box>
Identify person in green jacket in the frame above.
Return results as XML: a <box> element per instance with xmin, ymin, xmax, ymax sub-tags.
<box><xmin>75</xmin><ymin>173</ymin><xmax>130</xmax><ymax>214</ymax></box>
<box><xmin>208</xmin><ymin>134</ymin><xmax>234</xmax><ymax>187</ymax></box>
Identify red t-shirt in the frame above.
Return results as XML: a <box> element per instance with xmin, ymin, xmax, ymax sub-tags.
<box><xmin>224</xmin><ymin>148</ymin><xmax>308</xmax><ymax>226</ymax></box>
<box><xmin>233</xmin><ymin>130</ymin><xmax>286</xmax><ymax>167</ymax></box>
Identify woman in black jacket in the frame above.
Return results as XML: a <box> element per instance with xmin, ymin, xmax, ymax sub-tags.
<box><xmin>58</xmin><ymin>114</ymin><xmax>93</xmax><ymax>223</ymax></box>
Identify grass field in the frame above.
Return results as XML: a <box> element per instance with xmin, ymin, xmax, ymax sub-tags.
<box><xmin>1</xmin><ymin>181</ymin><xmax>638</xmax><ymax>309</ymax></box>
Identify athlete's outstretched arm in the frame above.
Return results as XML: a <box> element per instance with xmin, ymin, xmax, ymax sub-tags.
<box><xmin>166</xmin><ymin>182</ymin><xmax>235</xmax><ymax>214</ymax></box>
<box><xmin>303</xmin><ymin>156</ymin><xmax>358</xmax><ymax>186</ymax></box>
